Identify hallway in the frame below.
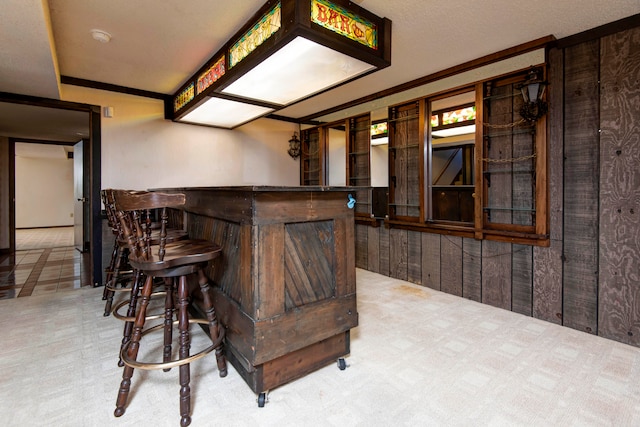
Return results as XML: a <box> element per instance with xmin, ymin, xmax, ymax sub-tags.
<box><xmin>0</xmin><ymin>227</ymin><xmax>91</xmax><ymax>299</ymax></box>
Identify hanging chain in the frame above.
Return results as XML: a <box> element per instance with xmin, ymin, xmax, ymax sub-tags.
<box><xmin>482</xmin><ymin>118</ymin><xmax>528</xmax><ymax>129</ymax></box>
<box><xmin>483</xmin><ymin>118</ymin><xmax>536</xmax><ymax>163</ymax></box>
<box><xmin>482</xmin><ymin>153</ymin><xmax>536</xmax><ymax>163</ymax></box>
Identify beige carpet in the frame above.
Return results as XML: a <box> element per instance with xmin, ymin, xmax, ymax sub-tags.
<box><xmin>1</xmin><ymin>269</ymin><xmax>639</xmax><ymax>426</ymax></box>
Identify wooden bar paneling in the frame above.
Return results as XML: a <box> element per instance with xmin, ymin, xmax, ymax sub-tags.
<box><xmin>336</xmin><ymin>216</ymin><xmax>356</xmax><ymax>296</ymax></box>
<box><xmin>284</xmin><ymin>221</ymin><xmax>337</xmax><ymax>311</ymax></box>
<box><xmin>462</xmin><ymin>237</ymin><xmax>482</xmax><ymax>302</ymax></box>
<box><xmin>255</xmin><ymin>295</ymin><xmax>357</xmax><ymax>364</ymax></box>
<box><xmin>389</xmin><ymin>228</ymin><xmax>408</xmax><ymax>280</ymax></box>
<box><xmin>441</xmin><ymin>236</ymin><xmax>462</xmax><ymax>296</ymax></box>
<box><xmin>597</xmin><ymin>27</ymin><xmax>640</xmax><ymax>346</ymax></box>
<box><xmin>174</xmin><ymin>187</ymin><xmax>356</xmax><ymax>395</ymax></box>
<box><xmin>258</xmin><ymin>224</ymin><xmax>285</xmax><ymax>318</ymax></box>
<box><xmin>421</xmin><ymin>233</ymin><xmax>441</xmax><ymax>290</ymax></box>
<box><xmin>533</xmin><ymin>46</ymin><xmax>563</xmax><ymax>325</ymax></box>
<box><xmin>512</xmin><ymin>244</ymin><xmax>533</xmax><ymax>316</ymax></box>
<box><xmin>379</xmin><ymin>225</ymin><xmax>390</xmax><ymax>276</ymax></box>
<box><xmin>260</xmin><ymin>333</ymin><xmax>349</xmax><ymax>392</ymax></box>
<box><xmin>562</xmin><ymin>39</ymin><xmax>600</xmax><ymax>334</ymax></box>
<box><xmin>407</xmin><ymin>230</ymin><xmax>422</xmax><ymax>284</ymax></box>
<box><xmin>367</xmin><ymin>225</ymin><xmax>380</xmax><ymax>273</ymax></box>
<box><xmin>355</xmin><ymin>223</ymin><xmax>368</xmax><ymax>269</ymax></box>
<box><xmin>481</xmin><ymin>240</ymin><xmax>512</xmax><ymax>310</ymax></box>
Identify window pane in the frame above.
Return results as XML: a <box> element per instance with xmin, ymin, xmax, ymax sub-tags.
<box><xmin>429</xmin><ymin>92</ymin><xmax>475</xmax><ymax>223</ymax></box>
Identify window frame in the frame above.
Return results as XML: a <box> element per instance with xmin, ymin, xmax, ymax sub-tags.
<box><xmin>384</xmin><ymin>67</ymin><xmax>549</xmax><ymax>246</ymax></box>
<box><xmin>426</xmin><ymin>89</ymin><xmax>477</xmax><ymax>225</ymax></box>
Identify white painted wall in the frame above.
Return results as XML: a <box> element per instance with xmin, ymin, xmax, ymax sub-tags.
<box><xmin>15</xmin><ymin>155</ymin><xmax>74</xmax><ymax>227</ymax></box>
<box><xmin>371</xmin><ymin>144</ymin><xmax>388</xmax><ymax>187</ymax></box>
<box><xmin>60</xmin><ymin>85</ymin><xmax>299</xmax><ymax>191</ymax></box>
<box><xmin>328</xmin><ymin>127</ymin><xmax>346</xmax><ymax>186</ymax></box>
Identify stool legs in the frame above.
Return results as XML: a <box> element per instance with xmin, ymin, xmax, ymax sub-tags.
<box><xmin>197</xmin><ymin>269</ymin><xmax>227</xmax><ymax>377</ymax></box>
<box><xmin>114</xmin><ymin>273</ymin><xmax>154</xmax><ymax>418</ymax></box>
<box><xmin>163</xmin><ymin>277</ymin><xmax>175</xmax><ymax>371</ymax></box>
<box><xmin>114</xmin><ymin>270</ymin><xmax>226</xmax><ymax>426</ymax></box>
<box><xmin>102</xmin><ymin>240</ymin><xmax>119</xmax><ymax>301</ymax></box>
<box><xmin>177</xmin><ymin>276</ymin><xmax>192</xmax><ymax>427</ymax></box>
<box><xmin>118</xmin><ymin>270</ymin><xmax>143</xmax><ymax>367</ymax></box>
<box><xmin>104</xmin><ymin>246</ymin><xmax>131</xmax><ymax>317</ymax></box>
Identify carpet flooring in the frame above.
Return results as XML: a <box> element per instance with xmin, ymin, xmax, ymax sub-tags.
<box><xmin>1</xmin><ymin>269</ymin><xmax>639</xmax><ymax>426</ymax></box>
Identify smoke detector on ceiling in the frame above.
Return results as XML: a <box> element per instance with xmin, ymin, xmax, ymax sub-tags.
<box><xmin>90</xmin><ymin>29</ymin><xmax>112</xmax><ymax>43</ymax></box>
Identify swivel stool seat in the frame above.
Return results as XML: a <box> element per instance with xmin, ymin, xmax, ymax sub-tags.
<box><xmin>111</xmin><ymin>190</ymin><xmax>227</xmax><ymax>427</ymax></box>
<box><xmin>101</xmin><ymin>189</ymin><xmax>188</xmax><ymax>317</ymax></box>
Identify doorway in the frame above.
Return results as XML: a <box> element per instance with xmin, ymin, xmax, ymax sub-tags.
<box><xmin>14</xmin><ymin>141</ymin><xmax>78</xmax><ymax>249</ymax></box>
<box><xmin>0</xmin><ymin>95</ymin><xmax>102</xmax><ymax>287</ymax></box>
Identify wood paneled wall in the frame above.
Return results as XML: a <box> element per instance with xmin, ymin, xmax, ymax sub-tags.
<box><xmin>355</xmin><ymin>25</ymin><xmax>640</xmax><ymax>347</ymax></box>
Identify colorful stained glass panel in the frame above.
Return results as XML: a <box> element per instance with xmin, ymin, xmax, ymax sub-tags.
<box><xmin>174</xmin><ymin>83</ymin><xmax>195</xmax><ymax>112</ymax></box>
<box><xmin>311</xmin><ymin>0</ymin><xmax>378</xmax><ymax>49</ymax></box>
<box><xmin>442</xmin><ymin>106</ymin><xmax>476</xmax><ymax>125</ymax></box>
<box><xmin>229</xmin><ymin>2</ymin><xmax>282</xmax><ymax>68</ymax></box>
<box><xmin>371</xmin><ymin>121</ymin><xmax>387</xmax><ymax>137</ymax></box>
<box><xmin>197</xmin><ymin>56</ymin><xmax>226</xmax><ymax>95</ymax></box>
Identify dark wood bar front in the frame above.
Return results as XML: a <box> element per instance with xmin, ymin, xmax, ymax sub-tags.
<box><xmin>160</xmin><ymin>186</ymin><xmax>358</xmax><ymax>400</ymax></box>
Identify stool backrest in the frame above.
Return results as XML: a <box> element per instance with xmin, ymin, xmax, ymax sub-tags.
<box><xmin>111</xmin><ymin>190</ymin><xmax>186</xmax><ymax>262</ymax></box>
<box><xmin>102</xmin><ymin>189</ymin><xmax>122</xmax><ymax>238</ymax></box>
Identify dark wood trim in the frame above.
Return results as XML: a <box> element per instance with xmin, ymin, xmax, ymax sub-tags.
<box><xmin>2</xmin><ymin>97</ymin><xmax>102</xmax><ymax>287</ymax></box>
<box><xmin>10</xmin><ymin>137</ymin><xmax>76</xmax><ymax>146</ymax></box>
<box><xmin>555</xmin><ymin>13</ymin><xmax>640</xmax><ymax>49</ymax></box>
<box><xmin>298</xmin><ymin>35</ymin><xmax>555</xmax><ymax>123</ymax></box>
<box><xmin>266</xmin><ymin>113</ymin><xmax>321</xmax><ymax>125</ymax></box>
<box><xmin>382</xmin><ymin>218</ymin><xmax>550</xmax><ymax>247</ymax></box>
<box><xmin>0</xmin><ymin>91</ymin><xmax>98</xmax><ymax>112</ymax></box>
<box><xmin>8</xmin><ymin>140</ymin><xmax>15</xmax><ymax>252</ymax></box>
<box><xmin>60</xmin><ymin>76</ymin><xmax>170</xmax><ymax>101</ymax></box>
<box><xmin>89</xmin><ymin>107</ymin><xmax>102</xmax><ymax>286</ymax></box>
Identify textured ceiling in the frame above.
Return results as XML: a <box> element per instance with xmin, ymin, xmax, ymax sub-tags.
<box><xmin>0</xmin><ymin>0</ymin><xmax>639</xmax><ymax>141</ymax></box>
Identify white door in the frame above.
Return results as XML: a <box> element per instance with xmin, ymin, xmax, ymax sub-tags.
<box><xmin>73</xmin><ymin>139</ymin><xmax>85</xmax><ymax>251</ymax></box>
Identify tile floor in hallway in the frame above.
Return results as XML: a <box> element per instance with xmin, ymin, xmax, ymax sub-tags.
<box><xmin>0</xmin><ymin>227</ymin><xmax>92</xmax><ymax>299</ymax></box>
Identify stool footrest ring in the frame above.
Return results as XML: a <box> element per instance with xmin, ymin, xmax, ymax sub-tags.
<box><xmin>111</xmin><ymin>291</ymin><xmax>168</xmax><ymax>321</ymax></box>
<box><xmin>120</xmin><ymin>319</ymin><xmax>225</xmax><ymax>371</ymax></box>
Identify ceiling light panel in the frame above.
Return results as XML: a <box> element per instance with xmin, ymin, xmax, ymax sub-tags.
<box><xmin>170</xmin><ymin>0</ymin><xmax>391</xmax><ymax>128</ymax></box>
<box><xmin>179</xmin><ymin>97</ymin><xmax>274</xmax><ymax>128</ymax></box>
<box><xmin>222</xmin><ymin>37</ymin><xmax>375</xmax><ymax>105</ymax></box>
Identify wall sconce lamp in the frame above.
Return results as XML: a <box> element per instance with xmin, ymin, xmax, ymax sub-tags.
<box><xmin>287</xmin><ymin>131</ymin><xmax>301</xmax><ymax>159</ymax></box>
<box><xmin>518</xmin><ymin>67</ymin><xmax>548</xmax><ymax>122</ymax></box>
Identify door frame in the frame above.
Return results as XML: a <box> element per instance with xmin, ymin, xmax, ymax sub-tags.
<box><xmin>1</xmin><ymin>92</ymin><xmax>102</xmax><ymax>287</ymax></box>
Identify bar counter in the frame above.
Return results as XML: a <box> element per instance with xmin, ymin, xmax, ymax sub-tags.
<box><xmin>157</xmin><ymin>186</ymin><xmax>359</xmax><ymax>402</ymax></box>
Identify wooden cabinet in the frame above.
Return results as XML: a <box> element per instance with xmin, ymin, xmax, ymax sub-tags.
<box><xmin>347</xmin><ymin>115</ymin><xmax>373</xmax><ymax>218</ymax></box>
<box><xmin>300</xmin><ymin>128</ymin><xmax>325</xmax><ymax>185</ymax></box>
<box><xmin>388</xmin><ymin>101</ymin><xmax>423</xmax><ymax>222</ymax></box>
<box><xmin>165</xmin><ymin>186</ymin><xmax>357</xmax><ymax>396</ymax></box>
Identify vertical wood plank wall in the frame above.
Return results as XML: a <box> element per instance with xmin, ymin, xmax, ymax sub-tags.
<box><xmin>355</xmin><ymin>25</ymin><xmax>640</xmax><ymax>348</ymax></box>
<box><xmin>597</xmin><ymin>26</ymin><xmax>640</xmax><ymax>343</ymax></box>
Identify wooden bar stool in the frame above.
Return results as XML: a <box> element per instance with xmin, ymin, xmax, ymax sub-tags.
<box><xmin>101</xmin><ymin>189</ymin><xmax>134</xmax><ymax>316</ymax></box>
<box><xmin>111</xmin><ymin>190</ymin><xmax>227</xmax><ymax>427</ymax></box>
<box><xmin>102</xmin><ymin>189</ymin><xmax>188</xmax><ymax>317</ymax></box>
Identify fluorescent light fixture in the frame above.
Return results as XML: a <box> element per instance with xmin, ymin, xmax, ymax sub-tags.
<box><xmin>179</xmin><ymin>97</ymin><xmax>274</xmax><ymax>128</ymax></box>
<box><xmin>431</xmin><ymin>124</ymin><xmax>476</xmax><ymax>138</ymax></box>
<box><xmin>223</xmin><ymin>37</ymin><xmax>375</xmax><ymax>105</ymax></box>
<box><xmin>170</xmin><ymin>0</ymin><xmax>391</xmax><ymax>129</ymax></box>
